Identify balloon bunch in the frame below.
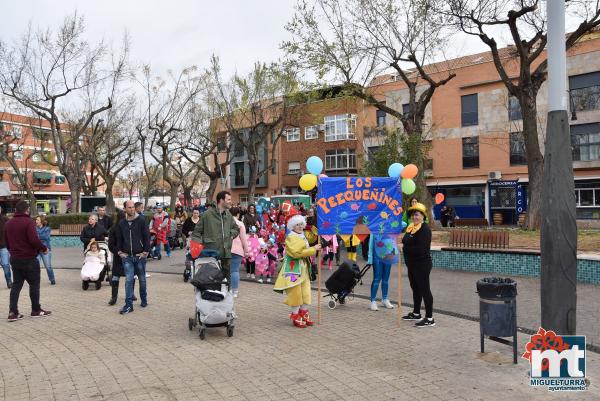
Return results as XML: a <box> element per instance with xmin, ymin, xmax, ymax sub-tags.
<box><xmin>299</xmin><ymin>156</ymin><xmax>326</xmax><ymax>191</ymax></box>
<box><xmin>388</xmin><ymin>163</ymin><xmax>419</xmax><ymax>195</ymax></box>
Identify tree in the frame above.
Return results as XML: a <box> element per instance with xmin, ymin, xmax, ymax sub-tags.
<box><xmin>444</xmin><ymin>0</ymin><xmax>600</xmax><ymax>229</ymax></box>
<box><xmin>207</xmin><ymin>56</ymin><xmax>301</xmax><ymax>201</ymax></box>
<box><xmin>0</xmin><ymin>14</ymin><xmax>127</xmax><ymax>212</ymax></box>
<box><xmin>138</xmin><ymin>66</ymin><xmax>202</xmax><ymax>209</ymax></box>
<box><xmin>362</xmin><ymin>128</ymin><xmax>404</xmax><ymax>176</ymax></box>
<box><xmin>284</xmin><ymin>0</ymin><xmax>455</xmax><ymax>217</ymax></box>
<box><xmin>120</xmin><ymin>167</ymin><xmax>143</xmax><ymax>200</ymax></box>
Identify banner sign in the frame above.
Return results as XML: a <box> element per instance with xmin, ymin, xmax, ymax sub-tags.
<box><xmin>316</xmin><ymin>177</ymin><xmax>403</xmax><ymax>235</ymax></box>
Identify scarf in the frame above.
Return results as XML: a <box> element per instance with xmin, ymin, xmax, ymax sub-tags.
<box><xmin>405</xmin><ymin>223</ymin><xmax>422</xmax><ymax>235</ymax></box>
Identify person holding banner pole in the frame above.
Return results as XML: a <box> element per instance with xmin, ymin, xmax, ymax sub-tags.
<box><xmin>273</xmin><ymin>213</ymin><xmax>321</xmax><ymax>328</ymax></box>
<box><xmin>401</xmin><ymin>202</ymin><xmax>435</xmax><ymax>328</ymax></box>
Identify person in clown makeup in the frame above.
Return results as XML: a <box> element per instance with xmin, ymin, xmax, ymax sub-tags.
<box><xmin>273</xmin><ymin>213</ymin><xmax>322</xmax><ymax>328</ymax></box>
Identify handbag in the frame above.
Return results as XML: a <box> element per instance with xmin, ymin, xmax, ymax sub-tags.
<box><xmin>189</xmin><ymin>239</ymin><xmax>204</xmax><ymax>259</ymax></box>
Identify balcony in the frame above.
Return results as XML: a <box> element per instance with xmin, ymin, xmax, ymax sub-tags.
<box><xmin>363</xmin><ymin>126</ymin><xmax>387</xmax><ymax>138</ymax></box>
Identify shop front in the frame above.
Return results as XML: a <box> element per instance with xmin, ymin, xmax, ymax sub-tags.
<box><xmin>487</xmin><ymin>180</ymin><xmax>527</xmax><ymax>225</ymax></box>
<box><xmin>429</xmin><ymin>184</ymin><xmax>486</xmax><ymax>220</ymax></box>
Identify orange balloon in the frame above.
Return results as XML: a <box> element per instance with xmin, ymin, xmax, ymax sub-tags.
<box><xmin>401</xmin><ymin>163</ymin><xmax>418</xmax><ymax>179</ymax></box>
<box><xmin>435</xmin><ymin>193</ymin><xmax>445</xmax><ymax>205</ymax></box>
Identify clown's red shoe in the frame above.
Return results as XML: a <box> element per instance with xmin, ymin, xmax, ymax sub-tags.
<box><xmin>299</xmin><ymin>309</ymin><xmax>314</xmax><ymax>326</ymax></box>
<box><xmin>290</xmin><ymin>313</ymin><xmax>306</xmax><ymax>328</ymax></box>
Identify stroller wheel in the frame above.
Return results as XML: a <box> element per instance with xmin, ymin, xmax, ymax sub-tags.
<box><xmin>227</xmin><ymin>326</ymin><xmax>234</xmax><ymax>337</ymax></box>
<box><xmin>95</xmin><ymin>281</ymin><xmax>102</xmax><ymax>290</ymax></box>
<box><xmin>199</xmin><ymin>328</ymin><xmax>206</xmax><ymax>340</ymax></box>
<box><xmin>188</xmin><ymin>318</ymin><xmax>194</xmax><ymax>331</ymax></box>
<box><xmin>183</xmin><ymin>273</ymin><xmax>189</xmax><ymax>282</ymax></box>
<box><xmin>328</xmin><ymin>299</ymin><xmax>336</xmax><ymax>309</ymax></box>
<box><xmin>82</xmin><ymin>281</ymin><xmax>89</xmax><ymax>291</ymax></box>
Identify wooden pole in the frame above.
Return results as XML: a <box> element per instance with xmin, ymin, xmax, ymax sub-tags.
<box><xmin>397</xmin><ymin>248</ymin><xmax>402</xmax><ymax>327</ymax></box>
<box><xmin>317</xmin><ymin>235</ymin><xmax>322</xmax><ymax>324</ymax></box>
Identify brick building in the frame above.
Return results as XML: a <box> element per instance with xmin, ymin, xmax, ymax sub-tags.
<box><xmin>0</xmin><ymin>112</ymin><xmax>73</xmax><ymax>213</ymax></box>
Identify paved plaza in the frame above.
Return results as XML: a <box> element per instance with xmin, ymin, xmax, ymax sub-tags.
<box><xmin>0</xmin><ymin>247</ymin><xmax>599</xmax><ymax>400</ymax></box>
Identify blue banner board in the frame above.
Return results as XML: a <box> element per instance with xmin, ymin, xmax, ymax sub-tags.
<box><xmin>316</xmin><ymin>177</ymin><xmax>404</xmax><ymax>235</ymax></box>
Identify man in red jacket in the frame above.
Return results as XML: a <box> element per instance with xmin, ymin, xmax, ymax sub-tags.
<box><xmin>5</xmin><ymin>200</ymin><xmax>51</xmax><ymax>322</ymax></box>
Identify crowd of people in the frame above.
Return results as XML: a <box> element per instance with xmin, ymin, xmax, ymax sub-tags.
<box><xmin>3</xmin><ymin>192</ymin><xmax>435</xmax><ymax>329</ymax></box>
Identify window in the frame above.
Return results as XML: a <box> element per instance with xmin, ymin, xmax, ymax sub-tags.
<box><xmin>462</xmin><ymin>137</ymin><xmax>479</xmax><ymax>169</ymax></box>
<box><xmin>217</xmin><ymin>136</ymin><xmax>226</xmax><ymax>151</ymax></box>
<box><xmin>11</xmin><ymin>125</ymin><xmax>22</xmax><ymax>138</ymax></box>
<box><xmin>285</xmin><ymin>127</ymin><xmax>300</xmax><ymax>142</ymax></box>
<box><xmin>325</xmin><ymin>149</ymin><xmax>357</xmax><ymax>172</ymax></box>
<box><xmin>402</xmin><ymin>103</ymin><xmax>411</xmax><ymax>117</ymax></box>
<box><xmin>55</xmin><ymin>175</ymin><xmax>65</xmax><ymax>185</ymax></box>
<box><xmin>234</xmin><ymin>162</ymin><xmax>245</xmax><ymax>186</ymax></box>
<box><xmin>424</xmin><ymin>158</ymin><xmax>433</xmax><ymax>171</ymax></box>
<box><xmin>569</xmin><ymin>71</ymin><xmax>600</xmax><ymax>112</ymax></box>
<box><xmin>571</xmin><ymin>123</ymin><xmax>600</xmax><ymax>162</ymax></box>
<box><xmin>33</xmin><ymin>172</ymin><xmax>52</xmax><ymax>185</ymax></box>
<box><xmin>11</xmin><ymin>174</ymin><xmax>20</xmax><ymax>184</ymax></box>
<box><xmin>367</xmin><ymin>146</ymin><xmax>380</xmax><ymax>159</ymax></box>
<box><xmin>508</xmin><ymin>96</ymin><xmax>522</xmax><ymax>121</ymax></box>
<box><xmin>461</xmin><ymin>94</ymin><xmax>478</xmax><ymax>126</ymax></box>
<box><xmin>287</xmin><ymin>161</ymin><xmax>300</xmax><ymax>175</ymax></box>
<box><xmin>509</xmin><ymin>132</ymin><xmax>527</xmax><ymax>165</ymax></box>
<box><xmin>376</xmin><ymin>110</ymin><xmax>386</xmax><ymax>127</ymax></box>
<box><xmin>233</xmin><ymin>137</ymin><xmax>244</xmax><ymax>157</ymax></box>
<box><xmin>13</xmin><ymin>150</ymin><xmax>23</xmax><ymax>161</ymax></box>
<box><xmin>324</xmin><ymin>114</ymin><xmax>357</xmax><ymax>142</ymax></box>
<box><xmin>32</xmin><ymin>128</ymin><xmax>50</xmax><ymax>141</ymax></box>
<box><xmin>304</xmin><ymin>126</ymin><xmax>318</xmax><ymax>140</ymax></box>
<box><xmin>575</xmin><ymin>188</ymin><xmax>600</xmax><ymax>207</ymax></box>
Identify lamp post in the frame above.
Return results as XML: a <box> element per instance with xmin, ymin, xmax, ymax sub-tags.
<box><xmin>540</xmin><ymin>0</ymin><xmax>577</xmax><ymax>335</ymax></box>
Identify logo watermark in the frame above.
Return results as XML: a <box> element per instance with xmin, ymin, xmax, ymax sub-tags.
<box><xmin>523</xmin><ymin>327</ymin><xmax>587</xmax><ymax>391</ymax></box>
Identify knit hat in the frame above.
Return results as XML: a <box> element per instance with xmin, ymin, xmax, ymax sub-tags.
<box><xmin>408</xmin><ymin>202</ymin><xmax>427</xmax><ymax>217</ymax></box>
<box><xmin>286</xmin><ymin>213</ymin><xmax>306</xmax><ymax>231</ymax></box>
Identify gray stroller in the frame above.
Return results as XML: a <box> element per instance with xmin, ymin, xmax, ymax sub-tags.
<box><xmin>187</xmin><ymin>250</ymin><xmax>235</xmax><ymax>339</ymax></box>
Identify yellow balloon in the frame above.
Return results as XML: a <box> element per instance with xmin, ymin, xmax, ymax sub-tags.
<box><xmin>299</xmin><ymin>173</ymin><xmax>317</xmax><ymax>191</ymax></box>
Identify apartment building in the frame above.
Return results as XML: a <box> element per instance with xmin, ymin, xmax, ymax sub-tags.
<box><xmin>0</xmin><ymin>112</ymin><xmax>72</xmax><ymax>213</ymax></box>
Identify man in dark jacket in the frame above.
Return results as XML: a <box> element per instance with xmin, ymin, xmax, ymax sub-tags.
<box><xmin>5</xmin><ymin>200</ymin><xmax>50</xmax><ymax>322</ymax></box>
<box><xmin>115</xmin><ymin>200</ymin><xmax>151</xmax><ymax>314</ymax></box>
<box><xmin>97</xmin><ymin>207</ymin><xmax>113</xmax><ymax>232</ymax></box>
<box><xmin>192</xmin><ymin>191</ymin><xmax>239</xmax><ymax>287</ymax></box>
<box><xmin>0</xmin><ymin>206</ymin><xmax>12</xmax><ymax>288</ymax></box>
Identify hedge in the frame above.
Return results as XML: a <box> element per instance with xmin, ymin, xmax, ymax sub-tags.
<box><xmin>44</xmin><ymin>212</ymin><xmax>154</xmax><ymax>229</ymax></box>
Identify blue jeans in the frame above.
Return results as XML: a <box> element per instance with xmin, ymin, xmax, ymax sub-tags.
<box><xmin>0</xmin><ymin>248</ymin><xmax>11</xmax><ymax>285</ymax></box>
<box><xmin>370</xmin><ymin>255</ymin><xmax>392</xmax><ymax>302</ymax></box>
<box><xmin>37</xmin><ymin>251</ymin><xmax>55</xmax><ymax>282</ymax></box>
<box><xmin>230</xmin><ymin>254</ymin><xmax>242</xmax><ymax>291</ymax></box>
<box><xmin>153</xmin><ymin>242</ymin><xmax>171</xmax><ymax>258</ymax></box>
<box><xmin>122</xmin><ymin>256</ymin><xmax>147</xmax><ymax>308</ymax></box>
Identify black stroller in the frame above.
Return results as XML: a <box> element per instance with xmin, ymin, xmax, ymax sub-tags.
<box><xmin>324</xmin><ymin>260</ymin><xmax>371</xmax><ymax>309</ymax></box>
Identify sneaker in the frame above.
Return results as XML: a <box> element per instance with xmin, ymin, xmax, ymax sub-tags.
<box><xmin>233</xmin><ymin>291</ymin><xmax>239</xmax><ymax>298</ymax></box>
<box><xmin>7</xmin><ymin>312</ymin><xmax>24</xmax><ymax>322</ymax></box>
<box><xmin>266</xmin><ymin>277</ymin><xmax>271</xmax><ymax>283</ymax></box>
<box><xmin>145</xmin><ymin>273</ymin><xmax>151</xmax><ymax>278</ymax></box>
<box><xmin>369</xmin><ymin>301</ymin><xmax>379</xmax><ymax>311</ymax></box>
<box><xmin>140</xmin><ymin>301</ymin><xmax>148</xmax><ymax>308</ymax></box>
<box><xmin>381</xmin><ymin>299</ymin><xmax>394</xmax><ymax>309</ymax></box>
<box><xmin>402</xmin><ymin>312</ymin><xmax>422</xmax><ymax>321</ymax></box>
<box><xmin>50</xmin><ymin>280</ymin><xmax>56</xmax><ymax>285</ymax></box>
<box><xmin>119</xmin><ymin>306</ymin><xmax>134</xmax><ymax>314</ymax></box>
<box><xmin>31</xmin><ymin>309</ymin><xmax>52</xmax><ymax>318</ymax></box>
<box><xmin>250</xmin><ymin>274</ymin><xmax>255</xmax><ymax>279</ymax></box>
<box><xmin>257</xmin><ymin>278</ymin><xmax>264</xmax><ymax>283</ymax></box>
<box><xmin>415</xmin><ymin>318</ymin><xmax>435</xmax><ymax>328</ymax></box>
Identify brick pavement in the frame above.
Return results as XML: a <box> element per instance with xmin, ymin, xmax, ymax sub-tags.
<box><xmin>1</xmin><ymin>266</ymin><xmax>599</xmax><ymax>401</ymax></box>
<box><xmin>47</xmin><ymin>247</ymin><xmax>600</xmax><ymax>348</ymax></box>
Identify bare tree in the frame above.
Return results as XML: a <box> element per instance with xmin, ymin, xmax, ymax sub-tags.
<box><xmin>443</xmin><ymin>0</ymin><xmax>600</xmax><ymax>229</ymax></box>
<box><xmin>120</xmin><ymin>167</ymin><xmax>142</xmax><ymax>200</ymax></box>
<box><xmin>0</xmin><ymin>14</ymin><xmax>130</xmax><ymax>212</ymax></box>
<box><xmin>138</xmin><ymin>66</ymin><xmax>202</xmax><ymax>209</ymax></box>
<box><xmin>283</xmin><ymin>0</ymin><xmax>456</xmax><ymax>217</ymax></box>
<box><xmin>207</xmin><ymin>56</ymin><xmax>301</xmax><ymax>201</ymax></box>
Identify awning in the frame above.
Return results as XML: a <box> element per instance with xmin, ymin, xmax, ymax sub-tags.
<box><xmin>0</xmin><ymin>182</ymin><xmax>10</xmax><ymax>197</ymax></box>
<box><xmin>33</xmin><ymin>172</ymin><xmax>52</xmax><ymax>180</ymax></box>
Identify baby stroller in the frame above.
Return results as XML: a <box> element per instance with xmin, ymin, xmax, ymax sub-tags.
<box><xmin>324</xmin><ymin>260</ymin><xmax>371</xmax><ymax>309</ymax></box>
<box><xmin>187</xmin><ymin>249</ymin><xmax>235</xmax><ymax>340</ymax></box>
<box><xmin>81</xmin><ymin>241</ymin><xmax>111</xmax><ymax>290</ymax></box>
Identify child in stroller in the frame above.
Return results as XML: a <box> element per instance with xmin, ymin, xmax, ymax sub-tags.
<box><xmin>81</xmin><ymin>240</ymin><xmax>109</xmax><ymax>290</ymax></box>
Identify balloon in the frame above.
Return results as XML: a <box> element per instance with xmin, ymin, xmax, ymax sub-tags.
<box><xmin>306</xmin><ymin>156</ymin><xmax>323</xmax><ymax>175</ymax></box>
<box><xmin>388</xmin><ymin>163</ymin><xmax>404</xmax><ymax>178</ymax></box>
<box><xmin>299</xmin><ymin>173</ymin><xmax>318</xmax><ymax>191</ymax></box>
<box><xmin>401</xmin><ymin>178</ymin><xmax>416</xmax><ymax>195</ymax></box>
<box><xmin>255</xmin><ymin>204</ymin><xmax>263</xmax><ymax>214</ymax></box>
<box><xmin>435</xmin><ymin>193</ymin><xmax>445</xmax><ymax>205</ymax></box>
<box><xmin>318</xmin><ymin>173</ymin><xmax>328</xmax><ymax>178</ymax></box>
<box><xmin>401</xmin><ymin>164</ymin><xmax>418</xmax><ymax>179</ymax></box>
<box><xmin>401</xmin><ymin>221</ymin><xmax>408</xmax><ymax>231</ymax></box>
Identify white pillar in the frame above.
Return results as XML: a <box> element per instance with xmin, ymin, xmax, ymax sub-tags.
<box><xmin>547</xmin><ymin>0</ymin><xmax>567</xmax><ymax>112</ymax></box>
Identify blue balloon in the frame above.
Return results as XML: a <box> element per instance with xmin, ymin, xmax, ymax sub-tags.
<box><xmin>306</xmin><ymin>156</ymin><xmax>324</xmax><ymax>175</ymax></box>
<box><xmin>256</xmin><ymin>204</ymin><xmax>263</xmax><ymax>214</ymax></box>
<box><xmin>401</xmin><ymin>221</ymin><xmax>408</xmax><ymax>230</ymax></box>
<box><xmin>388</xmin><ymin>163</ymin><xmax>404</xmax><ymax>178</ymax></box>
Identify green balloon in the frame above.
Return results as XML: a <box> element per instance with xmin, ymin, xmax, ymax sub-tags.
<box><xmin>401</xmin><ymin>178</ymin><xmax>416</xmax><ymax>195</ymax></box>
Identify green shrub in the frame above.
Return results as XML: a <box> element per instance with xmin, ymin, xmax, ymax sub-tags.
<box><xmin>45</xmin><ymin>214</ymin><xmax>90</xmax><ymax>229</ymax></box>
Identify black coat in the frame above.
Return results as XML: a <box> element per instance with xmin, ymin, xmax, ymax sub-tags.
<box><xmin>98</xmin><ymin>215</ymin><xmax>113</xmax><ymax>232</ymax></box>
<box><xmin>108</xmin><ymin>229</ymin><xmax>124</xmax><ymax>277</ymax></box>
<box><xmin>80</xmin><ymin>224</ymin><xmax>108</xmax><ymax>249</ymax></box>
<box><xmin>402</xmin><ymin>223</ymin><xmax>432</xmax><ymax>270</ymax></box>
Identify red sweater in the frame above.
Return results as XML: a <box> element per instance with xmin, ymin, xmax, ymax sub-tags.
<box><xmin>4</xmin><ymin>213</ymin><xmax>47</xmax><ymax>259</ymax></box>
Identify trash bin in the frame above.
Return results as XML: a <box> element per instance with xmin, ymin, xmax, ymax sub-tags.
<box><xmin>477</xmin><ymin>277</ymin><xmax>518</xmax><ymax>364</ymax></box>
